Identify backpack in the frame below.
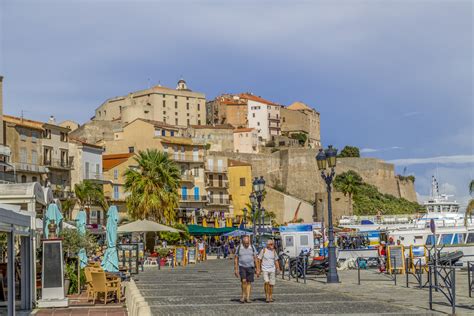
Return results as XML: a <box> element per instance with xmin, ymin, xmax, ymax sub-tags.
<box><xmin>236</xmin><ymin>244</ymin><xmax>257</xmax><ymax>257</ymax></box>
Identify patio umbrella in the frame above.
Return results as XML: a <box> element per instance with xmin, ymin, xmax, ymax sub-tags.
<box><xmin>117</xmin><ymin>219</ymin><xmax>182</xmax><ymax>233</ymax></box>
<box><xmin>75</xmin><ymin>209</ymin><xmax>88</xmax><ymax>268</ymax></box>
<box><xmin>44</xmin><ymin>203</ymin><xmax>63</xmax><ymax>238</ymax></box>
<box><xmin>202</xmin><ymin>218</ymin><xmax>208</xmax><ymax>227</ymax></box>
<box><xmin>214</xmin><ymin>218</ymin><xmax>219</xmax><ymax>228</ymax></box>
<box><xmin>102</xmin><ymin>206</ymin><xmax>119</xmax><ymax>272</ymax></box>
<box><xmin>226</xmin><ymin>218</ymin><xmax>232</xmax><ymax>227</ymax></box>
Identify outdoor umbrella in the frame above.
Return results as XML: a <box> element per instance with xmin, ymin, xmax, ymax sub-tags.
<box><xmin>102</xmin><ymin>205</ymin><xmax>119</xmax><ymax>272</ymax></box>
<box><xmin>223</xmin><ymin>230</ymin><xmax>253</xmax><ymax>237</ymax></box>
<box><xmin>202</xmin><ymin>218</ymin><xmax>208</xmax><ymax>227</ymax></box>
<box><xmin>75</xmin><ymin>209</ymin><xmax>88</xmax><ymax>268</ymax></box>
<box><xmin>44</xmin><ymin>203</ymin><xmax>63</xmax><ymax>238</ymax></box>
<box><xmin>117</xmin><ymin>219</ymin><xmax>182</xmax><ymax>233</ymax></box>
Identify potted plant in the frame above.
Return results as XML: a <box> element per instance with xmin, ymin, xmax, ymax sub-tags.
<box><xmin>156</xmin><ymin>248</ymin><xmax>170</xmax><ymax>266</ymax></box>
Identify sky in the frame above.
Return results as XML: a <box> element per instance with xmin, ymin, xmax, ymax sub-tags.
<box><xmin>0</xmin><ymin>0</ymin><xmax>472</xmax><ymax>206</ymax></box>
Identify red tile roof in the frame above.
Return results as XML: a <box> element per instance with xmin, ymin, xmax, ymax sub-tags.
<box><xmin>233</xmin><ymin>128</ymin><xmax>254</xmax><ymax>133</ymax></box>
<box><xmin>103</xmin><ymin>153</ymin><xmax>134</xmax><ymax>171</ymax></box>
<box><xmin>239</xmin><ymin>93</ymin><xmax>277</xmax><ymax>106</ymax></box>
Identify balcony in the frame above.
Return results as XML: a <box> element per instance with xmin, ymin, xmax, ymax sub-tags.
<box><xmin>205</xmin><ymin>166</ymin><xmax>228</xmax><ymax>173</ymax></box>
<box><xmin>170</xmin><ymin>154</ymin><xmax>204</xmax><ymax>163</ymax></box>
<box><xmin>12</xmin><ymin>162</ymin><xmax>48</xmax><ymax>173</ymax></box>
<box><xmin>0</xmin><ymin>172</ymin><xmax>16</xmax><ymax>183</ymax></box>
<box><xmin>179</xmin><ymin>195</ymin><xmax>208</xmax><ymax>203</ymax></box>
<box><xmin>85</xmin><ymin>172</ymin><xmax>105</xmax><ymax>182</ymax></box>
<box><xmin>207</xmin><ymin>198</ymin><xmax>230</xmax><ymax>206</ymax></box>
<box><xmin>44</xmin><ymin>159</ymin><xmax>74</xmax><ymax>170</ymax></box>
<box><xmin>206</xmin><ymin>180</ymin><xmax>229</xmax><ymax>188</ymax></box>
<box><xmin>180</xmin><ymin>174</ymin><xmax>195</xmax><ymax>182</ymax></box>
<box><xmin>0</xmin><ymin>145</ymin><xmax>11</xmax><ymax>157</ymax></box>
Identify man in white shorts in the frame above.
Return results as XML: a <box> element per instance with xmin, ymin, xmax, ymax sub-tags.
<box><xmin>257</xmin><ymin>239</ymin><xmax>281</xmax><ymax>303</ymax></box>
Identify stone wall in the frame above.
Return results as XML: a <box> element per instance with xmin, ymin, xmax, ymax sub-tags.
<box><xmin>262</xmin><ymin>187</ymin><xmax>314</xmax><ymax>224</ymax></box>
<box><xmin>70</xmin><ymin>120</ymin><xmax>122</xmax><ymax>144</ymax></box>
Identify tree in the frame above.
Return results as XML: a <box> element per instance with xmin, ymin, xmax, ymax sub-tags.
<box><xmin>338</xmin><ymin>146</ymin><xmax>360</xmax><ymax>158</ymax></box>
<box><xmin>334</xmin><ymin>170</ymin><xmax>363</xmax><ymax>213</ymax></box>
<box><xmin>124</xmin><ymin>149</ymin><xmax>180</xmax><ymax>222</ymax></box>
<box><xmin>61</xmin><ymin>198</ymin><xmax>76</xmax><ymax>221</ymax></box>
<box><xmin>290</xmin><ymin>133</ymin><xmax>308</xmax><ymax>146</ymax></box>
<box><xmin>74</xmin><ymin>180</ymin><xmax>107</xmax><ymax>220</ymax></box>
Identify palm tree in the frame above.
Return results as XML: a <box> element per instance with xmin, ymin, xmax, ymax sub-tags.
<box><xmin>334</xmin><ymin>170</ymin><xmax>363</xmax><ymax>214</ymax></box>
<box><xmin>61</xmin><ymin>198</ymin><xmax>76</xmax><ymax>220</ymax></box>
<box><xmin>74</xmin><ymin>180</ymin><xmax>108</xmax><ymax>222</ymax></box>
<box><xmin>123</xmin><ymin>149</ymin><xmax>180</xmax><ymax>222</ymax></box>
<box><xmin>465</xmin><ymin>180</ymin><xmax>474</xmax><ymax>226</ymax></box>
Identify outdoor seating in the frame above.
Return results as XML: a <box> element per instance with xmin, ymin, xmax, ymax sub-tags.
<box><xmin>143</xmin><ymin>257</ymin><xmax>159</xmax><ymax>267</ymax></box>
<box><xmin>90</xmin><ymin>271</ymin><xmax>121</xmax><ymax>305</ymax></box>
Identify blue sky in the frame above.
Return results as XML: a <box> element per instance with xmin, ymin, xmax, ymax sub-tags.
<box><xmin>1</xmin><ymin>0</ymin><xmax>472</xmax><ymax>205</ymax></box>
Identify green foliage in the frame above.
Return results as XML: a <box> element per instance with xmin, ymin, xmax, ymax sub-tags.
<box><xmin>64</xmin><ymin>260</ymin><xmax>85</xmax><ymax>294</ymax></box>
<box><xmin>124</xmin><ymin>149</ymin><xmax>180</xmax><ymax>222</ymax></box>
<box><xmin>266</xmin><ymin>141</ymin><xmax>276</xmax><ymax>147</ymax></box>
<box><xmin>338</xmin><ymin>146</ymin><xmax>360</xmax><ymax>158</ymax></box>
<box><xmin>205</xmin><ymin>143</ymin><xmax>211</xmax><ymax>150</ymax></box>
<box><xmin>397</xmin><ymin>175</ymin><xmax>416</xmax><ymax>183</ymax></box>
<box><xmin>469</xmin><ymin>180</ymin><xmax>474</xmax><ymax>195</ymax></box>
<box><xmin>290</xmin><ymin>133</ymin><xmax>307</xmax><ymax>146</ymax></box>
<box><xmin>74</xmin><ymin>180</ymin><xmax>107</xmax><ymax>211</ymax></box>
<box><xmin>334</xmin><ymin>170</ymin><xmax>422</xmax><ymax>215</ymax></box>
<box><xmin>61</xmin><ymin>199</ymin><xmax>76</xmax><ymax>220</ymax></box>
<box><xmin>158</xmin><ymin>223</ymin><xmax>190</xmax><ymax>245</ymax></box>
<box><xmin>60</xmin><ymin>228</ymin><xmax>98</xmax><ymax>259</ymax></box>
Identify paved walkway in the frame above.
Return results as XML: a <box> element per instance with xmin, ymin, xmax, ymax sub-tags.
<box><xmin>133</xmin><ymin>259</ymin><xmax>466</xmax><ymax>315</ymax></box>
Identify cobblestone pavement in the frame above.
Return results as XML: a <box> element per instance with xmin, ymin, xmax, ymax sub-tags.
<box><xmin>133</xmin><ymin>259</ymin><xmax>454</xmax><ymax>315</ymax></box>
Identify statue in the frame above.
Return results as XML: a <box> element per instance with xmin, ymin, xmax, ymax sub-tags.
<box><xmin>48</xmin><ymin>220</ymin><xmax>57</xmax><ymax>239</ymax></box>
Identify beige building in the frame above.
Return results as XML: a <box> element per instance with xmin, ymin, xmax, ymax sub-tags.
<box><xmin>42</xmin><ymin>116</ymin><xmax>73</xmax><ymax>199</ymax></box>
<box><xmin>186</xmin><ymin>124</ymin><xmax>234</xmax><ymax>152</ymax></box>
<box><xmin>227</xmin><ymin>160</ymin><xmax>252</xmax><ymax>219</ymax></box>
<box><xmin>4</xmin><ymin>115</ymin><xmax>48</xmax><ymax>184</ymax></box>
<box><xmin>233</xmin><ymin>128</ymin><xmax>259</xmax><ymax>153</ymax></box>
<box><xmin>94</xmin><ymin>79</ymin><xmax>206</xmax><ymax>127</ymax></box>
<box><xmin>59</xmin><ymin>120</ymin><xmax>80</xmax><ymax>132</ymax></box>
<box><xmin>205</xmin><ymin>155</ymin><xmax>232</xmax><ymax>218</ymax></box>
<box><xmin>281</xmin><ymin>102</ymin><xmax>321</xmax><ymax>148</ymax></box>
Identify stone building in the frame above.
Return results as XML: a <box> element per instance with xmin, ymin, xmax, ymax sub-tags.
<box><xmin>280</xmin><ymin>101</ymin><xmax>321</xmax><ymax>148</ymax></box>
<box><xmin>241</xmin><ymin>93</ymin><xmax>281</xmax><ymax>143</ymax></box>
<box><xmin>94</xmin><ymin>79</ymin><xmax>206</xmax><ymax>127</ymax></box>
<box><xmin>206</xmin><ymin>94</ymin><xmax>248</xmax><ymax>127</ymax></box>
<box><xmin>4</xmin><ymin>115</ymin><xmax>48</xmax><ymax>184</ymax></box>
<box><xmin>186</xmin><ymin>124</ymin><xmax>234</xmax><ymax>152</ymax></box>
<box><xmin>233</xmin><ymin>128</ymin><xmax>259</xmax><ymax>153</ymax></box>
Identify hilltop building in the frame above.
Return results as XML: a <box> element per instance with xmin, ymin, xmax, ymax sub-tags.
<box><xmin>281</xmin><ymin>101</ymin><xmax>321</xmax><ymax>148</ymax></box>
<box><xmin>186</xmin><ymin>124</ymin><xmax>234</xmax><ymax>152</ymax></box>
<box><xmin>233</xmin><ymin>128</ymin><xmax>259</xmax><ymax>153</ymax></box>
<box><xmin>206</xmin><ymin>94</ymin><xmax>248</xmax><ymax>127</ymax></box>
<box><xmin>94</xmin><ymin>79</ymin><xmax>206</xmax><ymax>126</ymax></box>
<box><xmin>227</xmin><ymin>160</ymin><xmax>252</xmax><ymax>219</ymax></box>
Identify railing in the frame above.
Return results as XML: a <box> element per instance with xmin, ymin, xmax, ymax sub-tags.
<box><xmin>0</xmin><ymin>172</ymin><xmax>16</xmax><ymax>183</ymax></box>
<box><xmin>170</xmin><ymin>154</ymin><xmax>204</xmax><ymax>163</ymax></box>
<box><xmin>207</xmin><ymin>198</ymin><xmax>230</xmax><ymax>205</ymax></box>
<box><xmin>179</xmin><ymin>195</ymin><xmax>208</xmax><ymax>203</ymax></box>
<box><xmin>0</xmin><ymin>144</ymin><xmax>11</xmax><ymax>157</ymax></box>
<box><xmin>205</xmin><ymin>166</ymin><xmax>228</xmax><ymax>173</ymax></box>
<box><xmin>85</xmin><ymin>172</ymin><xmax>104</xmax><ymax>181</ymax></box>
<box><xmin>180</xmin><ymin>174</ymin><xmax>195</xmax><ymax>182</ymax></box>
<box><xmin>12</xmin><ymin>162</ymin><xmax>48</xmax><ymax>173</ymax></box>
<box><xmin>44</xmin><ymin>159</ymin><xmax>74</xmax><ymax>169</ymax></box>
<box><xmin>206</xmin><ymin>180</ymin><xmax>229</xmax><ymax>188</ymax></box>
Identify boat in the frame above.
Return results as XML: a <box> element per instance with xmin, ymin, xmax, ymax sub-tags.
<box><xmin>337</xmin><ymin>176</ymin><xmax>474</xmax><ymax>266</ymax></box>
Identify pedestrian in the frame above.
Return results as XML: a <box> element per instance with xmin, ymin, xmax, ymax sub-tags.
<box><xmin>198</xmin><ymin>239</ymin><xmax>206</xmax><ymax>262</ymax></box>
<box><xmin>378</xmin><ymin>241</ymin><xmax>386</xmax><ymax>273</ymax></box>
<box><xmin>229</xmin><ymin>238</ymin><xmax>235</xmax><ymax>259</ymax></box>
<box><xmin>257</xmin><ymin>239</ymin><xmax>281</xmax><ymax>303</ymax></box>
<box><xmin>234</xmin><ymin>235</ymin><xmax>258</xmax><ymax>303</ymax></box>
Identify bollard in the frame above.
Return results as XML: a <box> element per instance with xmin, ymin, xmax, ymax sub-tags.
<box><xmin>303</xmin><ymin>255</ymin><xmax>307</xmax><ymax>284</ymax></box>
<box><xmin>468</xmin><ymin>261</ymin><xmax>473</xmax><ymax>298</ymax></box>
<box><xmin>405</xmin><ymin>257</ymin><xmax>409</xmax><ymax>288</ymax></box>
<box><xmin>295</xmin><ymin>257</ymin><xmax>299</xmax><ymax>283</ymax></box>
<box><xmin>428</xmin><ymin>265</ymin><xmax>433</xmax><ymax>311</ymax></box>
<box><xmin>451</xmin><ymin>267</ymin><xmax>456</xmax><ymax>315</ymax></box>
<box><xmin>357</xmin><ymin>257</ymin><xmax>361</xmax><ymax>286</ymax></box>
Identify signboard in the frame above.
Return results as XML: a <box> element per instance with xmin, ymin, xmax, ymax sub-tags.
<box><xmin>387</xmin><ymin>245</ymin><xmax>405</xmax><ymax>274</ymax></box>
<box><xmin>409</xmin><ymin>246</ymin><xmax>428</xmax><ymax>273</ymax></box>
<box><xmin>118</xmin><ymin>243</ymin><xmax>139</xmax><ymax>274</ymax></box>
<box><xmin>40</xmin><ymin>240</ymin><xmax>67</xmax><ymax>306</ymax></box>
<box><xmin>429</xmin><ymin>219</ymin><xmax>436</xmax><ymax>234</ymax></box>
<box><xmin>188</xmin><ymin>247</ymin><xmax>197</xmax><ymax>264</ymax></box>
<box><xmin>280</xmin><ymin>224</ymin><xmax>313</xmax><ymax>232</ymax></box>
<box><xmin>175</xmin><ymin>247</ymin><xmax>186</xmax><ymax>266</ymax></box>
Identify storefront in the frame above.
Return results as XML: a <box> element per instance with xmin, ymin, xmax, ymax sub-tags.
<box><xmin>0</xmin><ymin>204</ymin><xmax>34</xmax><ymax>316</ymax></box>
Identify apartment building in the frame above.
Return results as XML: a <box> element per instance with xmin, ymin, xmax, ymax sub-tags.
<box><xmin>94</xmin><ymin>79</ymin><xmax>206</xmax><ymax>127</ymax></box>
<box><xmin>228</xmin><ymin>160</ymin><xmax>252</xmax><ymax>220</ymax></box>
<box><xmin>186</xmin><ymin>124</ymin><xmax>234</xmax><ymax>152</ymax></box>
<box><xmin>69</xmin><ymin>137</ymin><xmax>104</xmax><ymax>188</ymax></box>
<box><xmin>281</xmin><ymin>101</ymin><xmax>321</xmax><ymax>148</ymax></box>
<box><xmin>206</xmin><ymin>94</ymin><xmax>248</xmax><ymax>127</ymax></box>
<box><xmin>241</xmin><ymin>93</ymin><xmax>281</xmax><ymax>143</ymax></box>
<box><xmin>233</xmin><ymin>128</ymin><xmax>259</xmax><ymax>153</ymax></box>
<box><xmin>205</xmin><ymin>155</ymin><xmax>231</xmax><ymax>219</ymax></box>
<box><xmin>42</xmin><ymin>116</ymin><xmax>73</xmax><ymax>199</ymax></box>
<box><xmin>4</xmin><ymin>115</ymin><xmax>48</xmax><ymax>184</ymax></box>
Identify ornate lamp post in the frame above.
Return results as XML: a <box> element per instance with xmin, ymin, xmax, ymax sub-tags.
<box><xmin>252</xmin><ymin>176</ymin><xmax>266</xmax><ymax>241</ymax></box>
<box><xmin>316</xmin><ymin>145</ymin><xmax>339</xmax><ymax>283</ymax></box>
<box><xmin>242</xmin><ymin>207</ymin><xmax>248</xmax><ymax>228</ymax></box>
<box><xmin>249</xmin><ymin>193</ymin><xmax>257</xmax><ymax>244</ymax></box>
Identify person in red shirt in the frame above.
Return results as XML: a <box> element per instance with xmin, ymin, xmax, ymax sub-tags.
<box><xmin>378</xmin><ymin>241</ymin><xmax>386</xmax><ymax>272</ymax></box>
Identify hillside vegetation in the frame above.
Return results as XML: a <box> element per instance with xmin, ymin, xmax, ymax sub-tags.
<box><xmin>334</xmin><ymin>170</ymin><xmax>422</xmax><ymax>215</ymax></box>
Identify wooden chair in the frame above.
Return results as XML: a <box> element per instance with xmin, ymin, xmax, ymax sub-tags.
<box><xmin>90</xmin><ymin>271</ymin><xmax>121</xmax><ymax>305</ymax></box>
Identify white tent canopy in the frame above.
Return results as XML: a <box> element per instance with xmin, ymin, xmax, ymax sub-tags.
<box><xmin>117</xmin><ymin>219</ymin><xmax>182</xmax><ymax>233</ymax></box>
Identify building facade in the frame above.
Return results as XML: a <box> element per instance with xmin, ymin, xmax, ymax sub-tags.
<box><xmin>242</xmin><ymin>93</ymin><xmax>281</xmax><ymax>143</ymax></box>
<box><xmin>205</xmin><ymin>155</ymin><xmax>231</xmax><ymax>219</ymax></box>
<box><xmin>94</xmin><ymin>79</ymin><xmax>206</xmax><ymax>127</ymax></box>
<box><xmin>227</xmin><ymin>160</ymin><xmax>252</xmax><ymax>220</ymax></box>
<box><xmin>186</xmin><ymin>124</ymin><xmax>234</xmax><ymax>152</ymax></box>
<box><xmin>233</xmin><ymin>128</ymin><xmax>259</xmax><ymax>153</ymax></box>
<box><xmin>206</xmin><ymin>94</ymin><xmax>248</xmax><ymax>127</ymax></box>
<box><xmin>69</xmin><ymin>137</ymin><xmax>104</xmax><ymax>188</ymax></box>
<box><xmin>281</xmin><ymin>101</ymin><xmax>321</xmax><ymax>148</ymax></box>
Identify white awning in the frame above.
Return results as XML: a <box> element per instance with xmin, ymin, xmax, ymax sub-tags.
<box><xmin>117</xmin><ymin>219</ymin><xmax>182</xmax><ymax>233</ymax></box>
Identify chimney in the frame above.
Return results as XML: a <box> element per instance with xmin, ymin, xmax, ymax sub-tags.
<box><xmin>49</xmin><ymin>115</ymin><xmax>56</xmax><ymax>125</ymax></box>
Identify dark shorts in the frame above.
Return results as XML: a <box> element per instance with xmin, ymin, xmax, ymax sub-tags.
<box><xmin>239</xmin><ymin>266</ymin><xmax>255</xmax><ymax>283</ymax></box>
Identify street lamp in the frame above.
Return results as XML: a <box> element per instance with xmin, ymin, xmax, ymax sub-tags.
<box><xmin>249</xmin><ymin>193</ymin><xmax>257</xmax><ymax>244</ymax></box>
<box><xmin>251</xmin><ymin>176</ymin><xmax>266</xmax><ymax>243</ymax></box>
<box><xmin>316</xmin><ymin>145</ymin><xmax>339</xmax><ymax>283</ymax></box>
<box><xmin>242</xmin><ymin>207</ymin><xmax>248</xmax><ymax>228</ymax></box>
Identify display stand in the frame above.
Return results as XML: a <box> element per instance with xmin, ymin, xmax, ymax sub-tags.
<box><xmin>37</xmin><ymin>239</ymin><xmax>68</xmax><ymax>307</ymax></box>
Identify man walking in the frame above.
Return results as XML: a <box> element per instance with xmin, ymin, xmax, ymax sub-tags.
<box><xmin>234</xmin><ymin>235</ymin><xmax>258</xmax><ymax>303</ymax></box>
<box><xmin>257</xmin><ymin>239</ymin><xmax>281</xmax><ymax>303</ymax></box>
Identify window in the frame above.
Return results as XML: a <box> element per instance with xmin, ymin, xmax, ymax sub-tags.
<box><xmin>85</xmin><ymin>162</ymin><xmax>90</xmax><ymax>179</ymax></box>
<box><xmin>187</xmin><ymin>113</ymin><xmax>190</xmax><ymax>117</ymax></box>
<box><xmin>175</xmin><ymin>118</ymin><xmax>178</xmax><ymax>125</ymax></box>
<box><xmin>300</xmin><ymin>235</ymin><xmax>309</xmax><ymax>246</ymax></box>
<box><xmin>175</xmin><ymin>101</ymin><xmax>178</xmax><ymax>108</ymax></box>
<box><xmin>198</xmin><ymin>120</ymin><xmax>201</xmax><ymax>125</ymax></box>
<box><xmin>181</xmin><ymin>186</ymin><xmax>188</xmax><ymax>200</ymax></box>
<box><xmin>193</xmin><ymin>167</ymin><xmax>199</xmax><ymax>177</ymax></box>
<box><xmin>31</xmin><ymin>150</ymin><xmax>38</xmax><ymax>164</ymax></box>
<box><xmin>21</xmin><ymin>175</ymin><xmax>27</xmax><ymax>183</ymax></box>
<box><xmin>20</xmin><ymin>130</ymin><xmax>27</xmax><ymax>141</ymax></box>
<box><xmin>186</xmin><ymin>103</ymin><xmax>189</xmax><ymax>110</ymax></box>
<box><xmin>96</xmin><ymin>164</ymin><xmax>100</xmax><ymax>177</ymax></box>
<box><xmin>257</xmin><ymin>122</ymin><xmax>260</xmax><ymax>126</ymax></box>
<box><xmin>441</xmin><ymin>234</ymin><xmax>453</xmax><ymax>245</ymax></box>
<box><xmin>466</xmin><ymin>232</ymin><xmax>474</xmax><ymax>244</ymax></box>
<box><xmin>187</xmin><ymin>119</ymin><xmax>190</xmax><ymax>125</ymax></box>
<box><xmin>163</xmin><ymin>144</ymin><xmax>168</xmax><ymax>153</ymax></box>
<box><xmin>170</xmin><ymin>131</ymin><xmax>175</xmax><ymax>137</ymax></box>
<box><xmin>60</xmin><ymin>132</ymin><xmax>68</xmax><ymax>142</ymax></box>
<box><xmin>240</xmin><ymin>177</ymin><xmax>246</xmax><ymax>186</ymax></box>
<box><xmin>285</xmin><ymin>236</ymin><xmax>294</xmax><ymax>247</ymax></box>
<box><xmin>114</xmin><ymin>169</ymin><xmax>118</xmax><ymax>180</ymax></box>
<box><xmin>252</xmin><ymin>113</ymin><xmax>255</xmax><ymax>118</ymax></box>
<box><xmin>163</xmin><ymin>100</ymin><xmax>166</xmax><ymax>107</ymax></box>
<box><xmin>113</xmin><ymin>185</ymin><xmax>119</xmax><ymax>200</ymax></box>
<box><xmin>43</xmin><ymin>129</ymin><xmax>51</xmax><ymax>139</ymax></box>
<box><xmin>452</xmin><ymin>233</ymin><xmax>465</xmax><ymax>245</ymax></box>
<box><xmin>32</xmin><ymin>132</ymin><xmax>38</xmax><ymax>143</ymax></box>
<box><xmin>20</xmin><ymin>148</ymin><xmax>27</xmax><ymax>163</ymax></box>
<box><xmin>161</xmin><ymin>130</ymin><xmax>166</xmax><ymax>136</ymax></box>
<box><xmin>32</xmin><ymin>176</ymin><xmax>37</xmax><ymax>182</ymax></box>
<box><xmin>197</xmin><ymin>104</ymin><xmax>200</xmax><ymax>111</ymax></box>
<box><xmin>128</xmin><ymin>146</ymin><xmax>134</xmax><ymax>153</ymax></box>
<box><xmin>174</xmin><ymin>95</ymin><xmax>177</xmax><ymax>99</ymax></box>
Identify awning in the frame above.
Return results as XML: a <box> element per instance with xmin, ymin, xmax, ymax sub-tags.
<box><xmin>118</xmin><ymin>219</ymin><xmax>182</xmax><ymax>233</ymax></box>
<box><xmin>187</xmin><ymin>224</ymin><xmax>240</xmax><ymax>236</ymax></box>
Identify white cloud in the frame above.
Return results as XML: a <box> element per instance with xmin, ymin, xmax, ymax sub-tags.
<box><xmin>360</xmin><ymin>146</ymin><xmax>403</xmax><ymax>154</ymax></box>
<box><xmin>388</xmin><ymin>155</ymin><xmax>474</xmax><ymax>166</ymax></box>
<box><xmin>360</xmin><ymin>148</ymin><xmax>378</xmax><ymax>153</ymax></box>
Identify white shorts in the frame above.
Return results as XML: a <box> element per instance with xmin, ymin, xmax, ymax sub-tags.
<box><xmin>263</xmin><ymin>271</ymin><xmax>276</xmax><ymax>285</ymax></box>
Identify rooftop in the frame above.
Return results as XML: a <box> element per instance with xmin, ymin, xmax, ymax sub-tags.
<box><xmin>125</xmin><ymin>118</ymin><xmax>180</xmax><ymax>130</ymax></box>
<box><xmin>4</xmin><ymin>115</ymin><xmax>44</xmax><ymax>131</ymax></box>
<box><xmin>239</xmin><ymin>93</ymin><xmax>278</xmax><ymax>106</ymax></box>
<box><xmin>190</xmin><ymin>124</ymin><xmax>234</xmax><ymax>130</ymax></box>
<box><xmin>228</xmin><ymin>159</ymin><xmax>252</xmax><ymax>167</ymax></box>
<box><xmin>69</xmin><ymin>137</ymin><xmax>103</xmax><ymax>149</ymax></box>
<box><xmin>233</xmin><ymin>127</ymin><xmax>255</xmax><ymax>133</ymax></box>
